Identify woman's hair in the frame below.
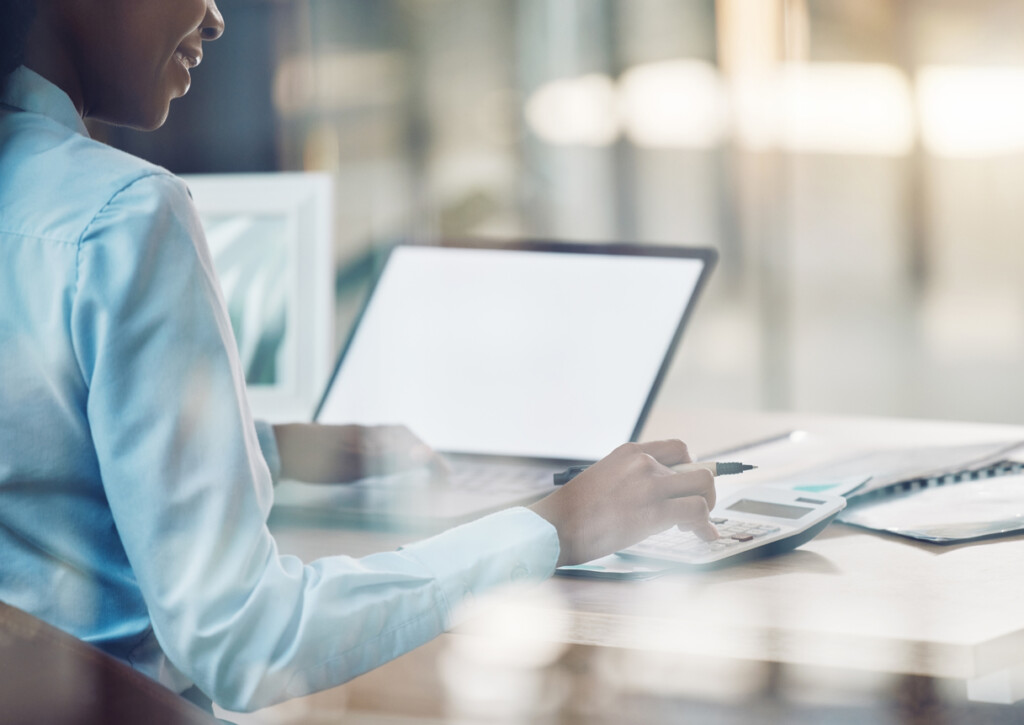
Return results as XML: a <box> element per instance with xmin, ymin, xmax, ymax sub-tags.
<box><xmin>1</xmin><ymin>0</ymin><xmax>37</xmax><ymax>88</ymax></box>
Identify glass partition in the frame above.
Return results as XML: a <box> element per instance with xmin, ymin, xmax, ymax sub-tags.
<box><xmin>104</xmin><ymin>0</ymin><xmax>1024</xmax><ymax>425</ymax></box>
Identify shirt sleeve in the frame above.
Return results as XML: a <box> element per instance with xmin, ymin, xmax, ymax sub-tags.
<box><xmin>71</xmin><ymin>173</ymin><xmax>560</xmax><ymax>712</ymax></box>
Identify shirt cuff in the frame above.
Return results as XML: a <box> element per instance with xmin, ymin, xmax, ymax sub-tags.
<box><xmin>399</xmin><ymin>507</ymin><xmax>560</xmax><ymax>624</ymax></box>
<box><xmin>254</xmin><ymin>420</ymin><xmax>282</xmax><ymax>485</ymax></box>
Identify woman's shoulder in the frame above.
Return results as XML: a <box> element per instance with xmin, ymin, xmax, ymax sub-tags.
<box><xmin>71</xmin><ymin>135</ymin><xmax>192</xmax><ymax>225</ymax></box>
<box><xmin>0</xmin><ymin>109</ymin><xmax>187</xmax><ymax>245</ymax></box>
<box><xmin>48</xmin><ymin>125</ymin><xmax>184</xmax><ymax>218</ymax></box>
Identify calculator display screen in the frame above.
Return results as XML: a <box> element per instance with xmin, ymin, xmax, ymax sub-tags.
<box><xmin>727</xmin><ymin>499</ymin><xmax>813</xmax><ymax>519</ymax></box>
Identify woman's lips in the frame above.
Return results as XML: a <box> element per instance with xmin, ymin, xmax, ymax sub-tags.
<box><xmin>174</xmin><ymin>49</ymin><xmax>201</xmax><ymax>70</ymax></box>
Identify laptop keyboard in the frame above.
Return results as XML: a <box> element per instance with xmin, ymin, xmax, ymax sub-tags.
<box><xmin>446</xmin><ymin>462</ymin><xmax>555</xmax><ymax>494</ymax></box>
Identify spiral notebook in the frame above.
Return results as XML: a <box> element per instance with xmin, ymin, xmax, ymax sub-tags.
<box><xmin>838</xmin><ymin>474</ymin><xmax>1024</xmax><ymax>543</ymax></box>
<box><xmin>768</xmin><ymin>440</ymin><xmax>1024</xmax><ymax>543</ymax></box>
<box><xmin>766</xmin><ymin>440</ymin><xmax>1023</xmax><ymax>502</ymax></box>
<box><xmin>841</xmin><ymin>440</ymin><xmax>1024</xmax><ymax>505</ymax></box>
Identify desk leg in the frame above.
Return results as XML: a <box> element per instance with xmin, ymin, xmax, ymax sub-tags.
<box><xmin>967</xmin><ymin>667</ymin><xmax>1024</xmax><ymax>705</ymax></box>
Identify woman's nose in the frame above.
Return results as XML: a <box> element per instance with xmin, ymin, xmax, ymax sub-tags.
<box><xmin>200</xmin><ymin>0</ymin><xmax>225</xmax><ymax>41</ymax></box>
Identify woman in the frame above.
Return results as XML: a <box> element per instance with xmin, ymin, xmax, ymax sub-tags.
<box><xmin>0</xmin><ymin>0</ymin><xmax>717</xmax><ymax>713</ymax></box>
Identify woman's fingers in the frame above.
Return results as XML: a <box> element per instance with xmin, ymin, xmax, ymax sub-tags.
<box><xmin>613</xmin><ymin>441</ymin><xmax>715</xmax><ymax>510</ymax></box>
<box><xmin>529</xmin><ymin>438</ymin><xmax>719</xmax><ymax>566</ymax></box>
<box><xmin>613</xmin><ymin>440</ymin><xmax>718</xmax><ymax>538</ymax></box>
<box><xmin>367</xmin><ymin>425</ymin><xmax>449</xmax><ymax>476</ymax></box>
<box><xmin>662</xmin><ymin>495</ymin><xmax>719</xmax><ymax>541</ymax></box>
<box><xmin>688</xmin><ymin>518</ymin><xmax>720</xmax><ymax>542</ymax></box>
<box><xmin>614</xmin><ymin>439</ymin><xmax>692</xmax><ymax>468</ymax></box>
<box><xmin>663</xmin><ymin>467</ymin><xmax>717</xmax><ymax>511</ymax></box>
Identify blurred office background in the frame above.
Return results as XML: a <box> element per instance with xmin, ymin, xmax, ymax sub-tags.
<box><xmin>97</xmin><ymin>0</ymin><xmax>1024</xmax><ymax>425</ymax></box>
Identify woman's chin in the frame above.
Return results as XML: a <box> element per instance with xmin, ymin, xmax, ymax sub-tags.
<box><xmin>95</xmin><ymin>100</ymin><xmax>173</xmax><ymax>131</ymax></box>
<box><xmin>135</xmin><ymin>105</ymin><xmax>172</xmax><ymax>131</ymax></box>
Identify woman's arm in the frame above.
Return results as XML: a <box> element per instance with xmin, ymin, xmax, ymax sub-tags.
<box><xmin>73</xmin><ymin>173</ymin><xmax>556</xmax><ymax>711</ymax></box>
<box><xmin>74</xmin><ymin>172</ymin><xmax>716</xmax><ymax>710</ymax></box>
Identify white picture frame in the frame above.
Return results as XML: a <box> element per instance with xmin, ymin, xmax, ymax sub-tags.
<box><xmin>181</xmin><ymin>172</ymin><xmax>334</xmax><ymax>422</ymax></box>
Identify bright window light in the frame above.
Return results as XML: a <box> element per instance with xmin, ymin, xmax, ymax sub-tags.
<box><xmin>770</xmin><ymin>62</ymin><xmax>914</xmax><ymax>156</ymax></box>
<box><xmin>917</xmin><ymin>65</ymin><xmax>1024</xmax><ymax>158</ymax></box>
<box><xmin>524</xmin><ymin>74</ymin><xmax>620</xmax><ymax>147</ymax></box>
<box><xmin>733</xmin><ymin>63</ymin><xmax>914</xmax><ymax>155</ymax></box>
<box><xmin>525</xmin><ymin>61</ymin><xmax>914</xmax><ymax>156</ymax></box>
<box><xmin>620</xmin><ymin>59</ymin><xmax>728</xmax><ymax>149</ymax></box>
<box><xmin>731</xmin><ymin>72</ymin><xmax>778</xmax><ymax>151</ymax></box>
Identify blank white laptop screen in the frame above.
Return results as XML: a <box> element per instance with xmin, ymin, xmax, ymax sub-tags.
<box><xmin>317</xmin><ymin>244</ymin><xmax>710</xmax><ymax>462</ymax></box>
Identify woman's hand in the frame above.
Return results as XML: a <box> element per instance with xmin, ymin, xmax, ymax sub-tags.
<box><xmin>272</xmin><ymin>423</ymin><xmax>447</xmax><ymax>484</ymax></box>
<box><xmin>529</xmin><ymin>439</ymin><xmax>718</xmax><ymax>567</ymax></box>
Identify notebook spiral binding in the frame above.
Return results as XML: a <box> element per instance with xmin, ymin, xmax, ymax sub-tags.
<box><xmin>849</xmin><ymin>460</ymin><xmax>1024</xmax><ymax>506</ymax></box>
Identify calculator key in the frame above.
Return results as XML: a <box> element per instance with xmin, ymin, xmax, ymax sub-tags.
<box><xmin>710</xmin><ymin>517</ymin><xmax>728</xmax><ymax>525</ymax></box>
<box><xmin>623</xmin><ymin>515</ymin><xmax>786</xmax><ymax>562</ymax></box>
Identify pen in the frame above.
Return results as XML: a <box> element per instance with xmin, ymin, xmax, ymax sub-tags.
<box><xmin>553</xmin><ymin>461</ymin><xmax>757</xmax><ymax>485</ymax></box>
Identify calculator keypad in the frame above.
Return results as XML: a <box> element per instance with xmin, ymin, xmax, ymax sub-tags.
<box><xmin>621</xmin><ymin>518</ymin><xmax>781</xmax><ymax>563</ymax></box>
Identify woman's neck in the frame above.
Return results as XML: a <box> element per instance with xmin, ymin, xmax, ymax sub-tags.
<box><xmin>22</xmin><ymin>13</ymin><xmax>85</xmax><ymax>117</ymax></box>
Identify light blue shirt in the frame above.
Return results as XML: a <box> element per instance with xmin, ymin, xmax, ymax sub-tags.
<box><xmin>0</xmin><ymin>67</ymin><xmax>559</xmax><ymax>712</ymax></box>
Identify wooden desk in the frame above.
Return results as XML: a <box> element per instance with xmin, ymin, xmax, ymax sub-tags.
<box><xmin>236</xmin><ymin>410</ymin><xmax>1024</xmax><ymax>723</ymax></box>
<box><xmin>564</xmin><ymin>409</ymin><xmax>1024</xmax><ymax>690</ymax></box>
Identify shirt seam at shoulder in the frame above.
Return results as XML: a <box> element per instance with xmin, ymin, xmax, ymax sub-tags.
<box><xmin>70</xmin><ymin>168</ymin><xmax>177</xmax><ymax>376</ymax></box>
<box><xmin>73</xmin><ymin>169</ymin><xmax>177</xmax><ymax>293</ymax></box>
<box><xmin>75</xmin><ymin>169</ymin><xmax>177</xmax><ymax>250</ymax></box>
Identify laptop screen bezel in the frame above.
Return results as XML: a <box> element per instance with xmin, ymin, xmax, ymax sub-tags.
<box><xmin>313</xmin><ymin>238</ymin><xmax>718</xmax><ymax>465</ymax></box>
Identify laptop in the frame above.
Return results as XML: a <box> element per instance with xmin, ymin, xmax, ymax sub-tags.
<box><xmin>271</xmin><ymin>239</ymin><xmax>717</xmax><ymax>530</ymax></box>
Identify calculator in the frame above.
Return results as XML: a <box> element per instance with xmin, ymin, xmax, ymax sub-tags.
<box><xmin>617</xmin><ymin>486</ymin><xmax>847</xmax><ymax>569</ymax></box>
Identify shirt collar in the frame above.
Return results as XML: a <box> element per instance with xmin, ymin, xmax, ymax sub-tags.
<box><xmin>1</xmin><ymin>66</ymin><xmax>89</xmax><ymax>137</ymax></box>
